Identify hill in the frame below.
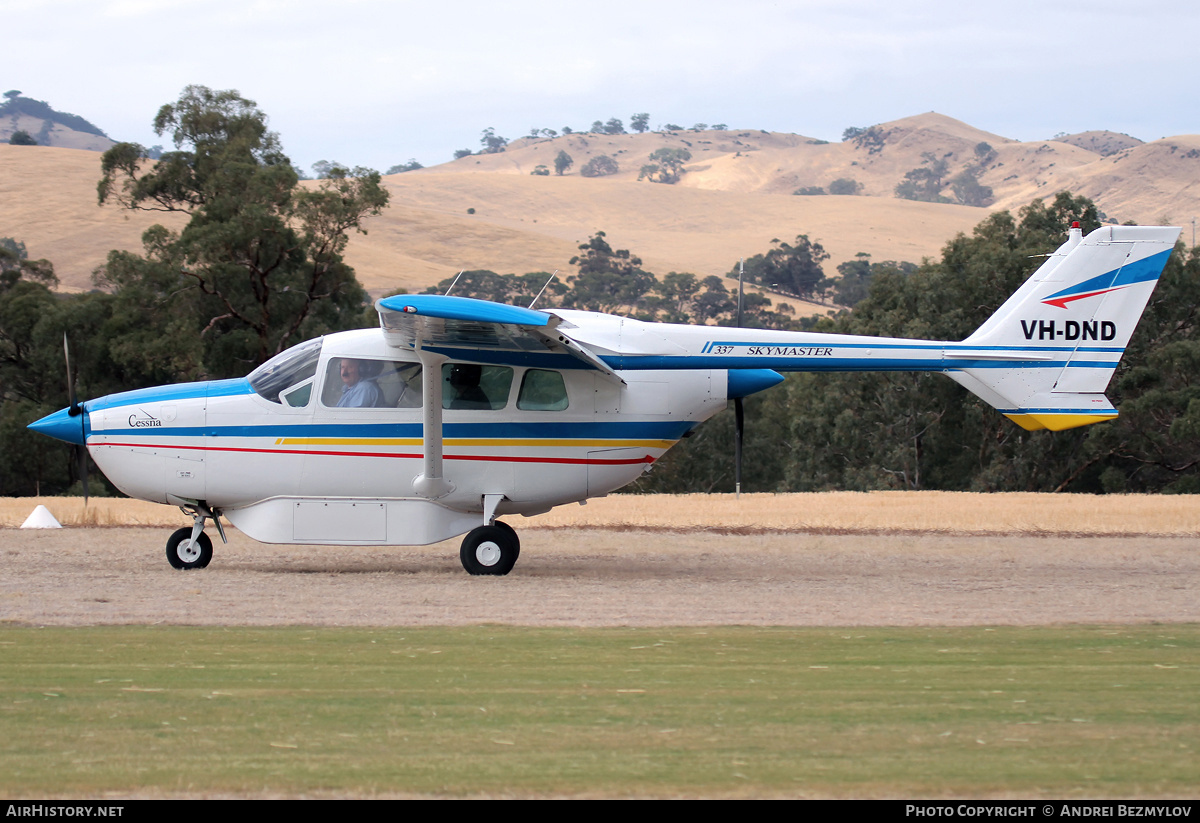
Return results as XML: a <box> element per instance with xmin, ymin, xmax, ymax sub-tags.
<box><xmin>3</xmin><ymin>112</ymin><xmax>1196</xmax><ymax>305</ymax></box>
<box><xmin>1</xmin><ymin>93</ymin><xmax>114</xmax><ymax>152</ymax></box>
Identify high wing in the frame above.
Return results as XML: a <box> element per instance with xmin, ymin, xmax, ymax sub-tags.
<box><xmin>375</xmin><ymin>294</ymin><xmax>623</xmax><ymax>382</ymax></box>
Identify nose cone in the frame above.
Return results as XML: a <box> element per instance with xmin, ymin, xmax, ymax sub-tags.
<box><xmin>28</xmin><ymin>406</ymin><xmax>88</xmax><ymax>445</ymax></box>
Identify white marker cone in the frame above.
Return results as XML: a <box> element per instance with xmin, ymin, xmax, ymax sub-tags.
<box><xmin>20</xmin><ymin>505</ymin><xmax>62</xmax><ymax>529</ymax></box>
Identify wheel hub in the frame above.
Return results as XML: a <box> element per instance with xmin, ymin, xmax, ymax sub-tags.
<box><xmin>475</xmin><ymin>541</ymin><xmax>501</xmax><ymax>566</ymax></box>
<box><xmin>178</xmin><ymin>540</ymin><xmax>200</xmax><ymax>562</ymax></box>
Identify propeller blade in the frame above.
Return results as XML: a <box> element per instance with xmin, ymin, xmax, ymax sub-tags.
<box><xmin>734</xmin><ymin>396</ymin><xmax>744</xmax><ymax>498</ymax></box>
<box><xmin>77</xmin><ymin>445</ymin><xmax>89</xmax><ymax>504</ymax></box>
<box><xmin>63</xmin><ymin>332</ymin><xmax>79</xmax><ymax>415</ymax></box>
<box><xmin>63</xmin><ymin>333</ymin><xmax>89</xmax><ymax>503</ymax></box>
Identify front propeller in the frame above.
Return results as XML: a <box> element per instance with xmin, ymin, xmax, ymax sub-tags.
<box><xmin>63</xmin><ymin>332</ymin><xmax>89</xmax><ymax>502</ymax></box>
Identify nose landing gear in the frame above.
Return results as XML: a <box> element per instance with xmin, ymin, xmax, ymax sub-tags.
<box><xmin>166</xmin><ymin>501</ymin><xmax>226</xmax><ymax>570</ymax></box>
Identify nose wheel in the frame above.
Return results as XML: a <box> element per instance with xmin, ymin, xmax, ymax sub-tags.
<box><xmin>460</xmin><ymin>522</ymin><xmax>520</xmax><ymax>575</ymax></box>
<box><xmin>165</xmin><ymin>501</ymin><xmax>225</xmax><ymax>570</ymax></box>
<box><xmin>166</xmin><ymin>527</ymin><xmax>213</xmax><ymax>570</ymax></box>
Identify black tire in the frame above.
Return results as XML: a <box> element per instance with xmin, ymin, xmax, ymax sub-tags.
<box><xmin>166</xmin><ymin>527</ymin><xmax>213</xmax><ymax>570</ymax></box>
<box><xmin>492</xmin><ymin>520</ymin><xmax>520</xmax><ymax>561</ymax></box>
<box><xmin>460</xmin><ymin>525</ymin><xmax>518</xmax><ymax>576</ymax></box>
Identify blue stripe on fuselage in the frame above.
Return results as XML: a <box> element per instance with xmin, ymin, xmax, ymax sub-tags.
<box><xmin>84</xmin><ymin>378</ymin><xmax>254</xmax><ymax>412</ymax></box>
<box><xmin>601</xmin><ymin>355</ymin><xmax>1081</xmax><ymax>371</ymax></box>
<box><xmin>90</xmin><ymin>419</ymin><xmax>699</xmax><ymax>440</ymax></box>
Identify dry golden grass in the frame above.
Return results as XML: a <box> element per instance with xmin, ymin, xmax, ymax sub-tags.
<box><xmin>523</xmin><ymin>491</ymin><xmax>1200</xmax><ymax>535</ymax></box>
<box><xmin>2</xmin><ymin>497</ymin><xmax>190</xmax><ymax>528</ymax></box>
<box><xmin>5</xmin><ymin>492</ymin><xmax>1197</xmax><ymax>535</ymax></box>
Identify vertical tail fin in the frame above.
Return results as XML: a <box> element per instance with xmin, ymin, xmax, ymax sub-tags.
<box><xmin>948</xmin><ymin>224</ymin><xmax>1180</xmax><ymax>431</ymax></box>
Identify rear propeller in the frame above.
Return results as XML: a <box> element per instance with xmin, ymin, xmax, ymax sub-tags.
<box><xmin>734</xmin><ymin>396</ymin><xmax>744</xmax><ymax>498</ymax></box>
<box><xmin>63</xmin><ymin>332</ymin><xmax>89</xmax><ymax>503</ymax></box>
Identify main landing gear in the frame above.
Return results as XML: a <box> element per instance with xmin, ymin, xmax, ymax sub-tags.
<box><xmin>459</xmin><ymin>521</ymin><xmax>520</xmax><ymax>576</ymax></box>
<box><xmin>166</xmin><ymin>501</ymin><xmax>226</xmax><ymax>570</ymax></box>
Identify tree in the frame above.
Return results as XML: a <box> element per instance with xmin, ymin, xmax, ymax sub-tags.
<box><xmin>554</xmin><ymin>150</ymin><xmax>573</xmax><ymax>175</ymax></box>
<box><xmin>734</xmin><ymin>235</ymin><xmax>830</xmax><ymax>300</ymax></box>
<box><xmin>949</xmin><ymin>170</ymin><xmax>994</xmax><ymax>207</ymax></box>
<box><xmin>604</xmin><ymin>118</ymin><xmax>626</xmax><ymax>135</ymax></box>
<box><xmin>895</xmin><ymin>152</ymin><xmax>951</xmax><ymax>202</ymax></box>
<box><xmin>580</xmin><ymin>155</ymin><xmax>619</xmax><ymax>177</ymax></box>
<box><xmin>638</xmin><ymin>148</ymin><xmax>691</xmax><ymax>184</ymax></box>
<box><xmin>530</xmin><ymin>165</ymin><xmax>550</xmax><ymax>176</ymax></box>
<box><xmin>385</xmin><ymin>159</ymin><xmax>423</xmax><ymax>174</ymax></box>
<box><xmin>9</xmin><ymin>130</ymin><xmax>36</xmax><ymax>146</ymax></box>
<box><xmin>845</xmin><ymin>125</ymin><xmax>886</xmax><ymax>154</ymax></box>
<box><xmin>828</xmin><ymin>178</ymin><xmax>862</xmax><ymax>195</ymax></box>
<box><xmin>311</xmin><ymin>160</ymin><xmax>344</xmax><ymax>179</ymax></box>
<box><xmin>453</xmin><ymin>148</ymin><xmax>473</xmax><ymax>160</ymax></box>
<box><xmin>832</xmin><ymin>253</ymin><xmax>916</xmax><ymax>307</ymax></box>
<box><xmin>566</xmin><ymin>232</ymin><xmax>654</xmax><ymax>314</ymax></box>
<box><xmin>630</xmin><ymin>113</ymin><xmax>650</xmax><ymax>133</ymax></box>
<box><xmin>96</xmin><ymin>85</ymin><xmax>389</xmax><ymax>375</ymax></box>
<box><xmin>479</xmin><ymin>127</ymin><xmax>508</xmax><ymax>154</ymax></box>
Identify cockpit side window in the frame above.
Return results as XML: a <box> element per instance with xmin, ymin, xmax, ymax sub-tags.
<box><xmin>517</xmin><ymin>369</ymin><xmax>569</xmax><ymax>411</ymax></box>
<box><xmin>320</xmin><ymin>358</ymin><xmax>422</xmax><ymax>409</ymax></box>
<box><xmin>248</xmin><ymin>339</ymin><xmax>323</xmax><ymax>403</ymax></box>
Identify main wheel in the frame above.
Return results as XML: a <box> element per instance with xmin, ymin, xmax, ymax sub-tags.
<box><xmin>460</xmin><ymin>525</ymin><xmax>518</xmax><ymax>576</ymax></box>
<box><xmin>492</xmin><ymin>520</ymin><xmax>520</xmax><ymax>561</ymax></box>
<box><xmin>166</xmin><ymin>527</ymin><xmax>213</xmax><ymax>570</ymax></box>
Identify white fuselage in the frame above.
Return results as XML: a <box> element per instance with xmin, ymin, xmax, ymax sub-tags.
<box><xmin>84</xmin><ymin>327</ymin><xmax>727</xmax><ymax>545</ymax></box>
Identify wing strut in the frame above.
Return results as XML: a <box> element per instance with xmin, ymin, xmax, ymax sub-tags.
<box><xmin>413</xmin><ymin>331</ymin><xmax>454</xmax><ymax>499</ymax></box>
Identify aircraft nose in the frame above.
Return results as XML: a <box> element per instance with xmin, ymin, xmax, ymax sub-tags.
<box><xmin>28</xmin><ymin>406</ymin><xmax>88</xmax><ymax>445</ymax></box>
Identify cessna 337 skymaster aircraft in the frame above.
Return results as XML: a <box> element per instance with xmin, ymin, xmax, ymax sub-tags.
<box><xmin>30</xmin><ymin>224</ymin><xmax>1180</xmax><ymax>575</ymax></box>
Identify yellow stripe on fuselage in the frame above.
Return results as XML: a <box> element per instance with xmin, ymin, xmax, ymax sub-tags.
<box><xmin>274</xmin><ymin>437</ymin><xmax>677</xmax><ymax>449</ymax></box>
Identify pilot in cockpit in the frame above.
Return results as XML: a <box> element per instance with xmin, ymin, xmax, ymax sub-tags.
<box><xmin>336</xmin><ymin>359</ymin><xmax>384</xmax><ymax>408</ymax></box>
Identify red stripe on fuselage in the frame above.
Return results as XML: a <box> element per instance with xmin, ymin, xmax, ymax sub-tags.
<box><xmin>94</xmin><ymin>441</ymin><xmax>656</xmax><ymax>466</ymax></box>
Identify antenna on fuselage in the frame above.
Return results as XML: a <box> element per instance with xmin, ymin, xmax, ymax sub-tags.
<box><xmin>444</xmin><ymin>270</ymin><xmax>465</xmax><ymax>296</ymax></box>
<box><xmin>736</xmin><ymin>258</ymin><xmax>744</xmax><ymax>328</ymax></box>
<box><xmin>528</xmin><ymin>270</ymin><xmax>559</xmax><ymax>309</ymax></box>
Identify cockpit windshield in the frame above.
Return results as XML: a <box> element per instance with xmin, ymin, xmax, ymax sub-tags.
<box><xmin>247</xmin><ymin>338</ymin><xmax>323</xmax><ymax>403</ymax></box>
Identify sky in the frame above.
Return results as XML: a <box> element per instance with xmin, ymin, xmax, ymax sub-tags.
<box><xmin>5</xmin><ymin>0</ymin><xmax>1197</xmax><ymax>174</ymax></box>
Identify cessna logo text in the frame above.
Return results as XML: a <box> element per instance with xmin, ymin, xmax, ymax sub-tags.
<box><xmin>1020</xmin><ymin>320</ymin><xmax>1116</xmax><ymax>341</ymax></box>
<box><xmin>127</xmin><ymin>411</ymin><xmax>162</xmax><ymax>428</ymax></box>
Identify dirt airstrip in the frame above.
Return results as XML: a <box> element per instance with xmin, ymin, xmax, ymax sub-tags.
<box><xmin>3</xmin><ymin>525</ymin><xmax>1198</xmax><ymax>627</ymax></box>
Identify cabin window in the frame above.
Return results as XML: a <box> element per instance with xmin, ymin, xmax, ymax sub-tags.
<box><xmin>249</xmin><ymin>338</ymin><xmax>323</xmax><ymax>403</ymax></box>
<box><xmin>320</xmin><ymin>358</ymin><xmax>422</xmax><ymax>409</ymax></box>
<box><xmin>442</xmin><ymin>364</ymin><xmax>513</xmax><ymax>410</ymax></box>
<box><xmin>281</xmin><ymin>380</ymin><xmax>313</xmax><ymax>408</ymax></box>
<box><xmin>517</xmin><ymin>369</ymin><xmax>569</xmax><ymax>411</ymax></box>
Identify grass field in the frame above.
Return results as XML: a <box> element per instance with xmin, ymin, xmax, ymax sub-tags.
<box><xmin>1</xmin><ymin>625</ymin><xmax>1196</xmax><ymax>798</ymax></box>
